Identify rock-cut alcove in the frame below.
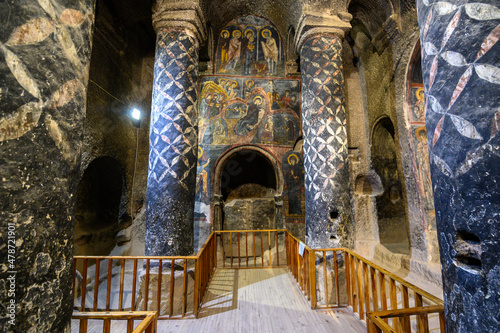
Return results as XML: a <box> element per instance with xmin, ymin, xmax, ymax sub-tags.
<box><xmin>220</xmin><ymin>149</ymin><xmax>278</xmax><ymax>230</ymax></box>
<box><xmin>74</xmin><ymin>156</ymin><xmax>129</xmax><ymax>256</ymax></box>
<box><xmin>372</xmin><ymin>117</ymin><xmax>410</xmax><ymax>254</ymax></box>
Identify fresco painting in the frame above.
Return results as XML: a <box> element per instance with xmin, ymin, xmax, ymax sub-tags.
<box><xmin>195</xmin><ymin>15</ymin><xmax>303</xmax><ymax>229</ymax></box>
<box><xmin>410</xmin><ymin>87</ymin><xmax>425</xmax><ymax>123</ymax></box>
<box><xmin>215</xmin><ymin>15</ymin><xmax>285</xmax><ymax>77</ymax></box>
<box><xmin>282</xmin><ymin>151</ymin><xmax>305</xmax><ymax>219</ymax></box>
<box><xmin>407</xmin><ymin>83</ymin><xmax>436</xmax><ymax>230</ymax></box>
<box><xmin>199</xmin><ymin>76</ymin><xmax>301</xmax><ymax>146</ymax></box>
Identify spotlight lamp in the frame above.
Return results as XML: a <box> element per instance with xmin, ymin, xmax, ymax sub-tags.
<box><xmin>130</xmin><ymin>108</ymin><xmax>142</xmax><ymax>127</ymax></box>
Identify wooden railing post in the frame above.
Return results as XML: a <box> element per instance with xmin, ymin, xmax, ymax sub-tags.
<box><xmin>193</xmin><ymin>258</ymin><xmax>199</xmax><ymax>318</ymax></box>
<box><xmin>71</xmin><ymin>231</ymin><xmax>444</xmax><ymax>331</ymax></box>
<box><xmin>310</xmin><ymin>250</ymin><xmax>317</xmax><ymax>308</ymax></box>
<box><xmin>345</xmin><ymin>252</ymin><xmax>351</xmax><ymax>307</ymax></box>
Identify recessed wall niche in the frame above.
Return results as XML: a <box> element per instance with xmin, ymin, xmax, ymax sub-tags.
<box><xmin>371</xmin><ymin>116</ymin><xmax>410</xmax><ymax>254</ymax></box>
<box><xmin>74</xmin><ymin>156</ymin><xmax>128</xmax><ymax>256</ymax></box>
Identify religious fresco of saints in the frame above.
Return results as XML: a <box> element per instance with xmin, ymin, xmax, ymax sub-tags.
<box><xmin>241</xmin><ymin>28</ymin><xmax>256</xmax><ymax>75</ymax></box>
<box><xmin>282</xmin><ymin>151</ymin><xmax>304</xmax><ymax>216</ymax></box>
<box><xmin>225</xmin><ymin>30</ymin><xmax>242</xmax><ymax>72</ymax></box>
<box><xmin>254</xmin><ymin>114</ymin><xmax>299</xmax><ymax>145</ymax></box>
<box><xmin>414</xmin><ymin>126</ymin><xmax>434</xmax><ymax>212</ymax></box>
<box><xmin>244</xmin><ymin>79</ymin><xmax>255</xmax><ymax>99</ymax></box>
<box><xmin>215</xmin><ymin>15</ymin><xmax>284</xmax><ymax>76</ymax></box>
<box><xmin>260</xmin><ymin>28</ymin><xmax>278</xmax><ymax>75</ymax></box>
<box><xmin>219</xmin><ymin>30</ymin><xmax>230</xmax><ymax>71</ymax></box>
<box><xmin>411</xmin><ymin>87</ymin><xmax>425</xmax><ymax>122</ymax></box>
<box><xmin>198</xmin><ymin>76</ymin><xmax>301</xmax><ymax>145</ymax></box>
<box><xmin>196</xmin><ymin>147</ymin><xmax>211</xmax><ymax>202</ymax></box>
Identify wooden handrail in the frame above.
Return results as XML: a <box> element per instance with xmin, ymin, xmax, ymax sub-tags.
<box><xmin>369</xmin><ymin>305</ymin><xmax>445</xmax><ymax>318</ymax></box>
<box><xmin>73</xmin><ymin>229</ymin><xmax>445</xmax><ymax>333</ymax></box>
<box><xmin>214</xmin><ymin>230</ymin><xmax>286</xmax><ymax>269</ymax></box>
<box><xmin>344</xmin><ymin>249</ymin><xmax>443</xmax><ymax>306</ymax></box>
<box><xmin>73</xmin><ymin>255</ymin><xmax>199</xmax><ymax>260</ymax></box>
<box><xmin>367</xmin><ymin>305</ymin><xmax>445</xmax><ymax>333</ymax></box>
<box><xmin>72</xmin><ymin>311</ymin><xmax>158</xmax><ymax>333</ymax></box>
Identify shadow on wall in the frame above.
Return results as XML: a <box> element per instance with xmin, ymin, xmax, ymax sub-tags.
<box><xmin>74</xmin><ymin>156</ymin><xmax>131</xmax><ymax>256</ymax></box>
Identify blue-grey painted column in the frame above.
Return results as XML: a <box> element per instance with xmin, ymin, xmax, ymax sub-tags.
<box><xmin>146</xmin><ymin>2</ymin><xmax>206</xmax><ymax>255</ymax></box>
<box><xmin>300</xmin><ymin>33</ymin><xmax>352</xmax><ymax>249</ymax></box>
<box><xmin>416</xmin><ymin>1</ymin><xmax>500</xmax><ymax>332</ymax></box>
<box><xmin>0</xmin><ymin>0</ymin><xmax>96</xmax><ymax>331</ymax></box>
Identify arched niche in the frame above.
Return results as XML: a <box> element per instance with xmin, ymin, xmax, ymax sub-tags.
<box><xmin>371</xmin><ymin>116</ymin><xmax>410</xmax><ymax>254</ymax></box>
<box><xmin>213</xmin><ymin>146</ymin><xmax>283</xmax><ymax>230</ymax></box>
<box><xmin>214</xmin><ymin>15</ymin><xmax>285</xmax><ymax>76</ymax></box>
<box><xmin>74</xmin><ymin>156</ymin><xmax>128</xmax><ymax>256</ymax></box>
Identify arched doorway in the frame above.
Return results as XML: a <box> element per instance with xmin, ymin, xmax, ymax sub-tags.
<box><xmin>371</xmin><ymin>116</ymin><xmax>410</xmax><ymax>254</ymax></box>
<box><xmin>213</xmin><ymin>146</ymin><xmax>283</xmax><ymax>231</ymax></box>
<box><xmin>74</xmin><ymin>156</ymin><xmax>127</xmax><ymax>256</ymax></box>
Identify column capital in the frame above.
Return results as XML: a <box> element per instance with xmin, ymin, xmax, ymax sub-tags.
<box><xmin>295</xmin><ymin>10</ymin><xmax>352</xmax><ymax>51</ymax></box>
<box><xmin>152</xmin><ymin>0</ymin><xmax>207</xmax><ymax>45</ymax></box>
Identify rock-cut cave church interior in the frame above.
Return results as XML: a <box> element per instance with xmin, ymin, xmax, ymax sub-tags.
<box><xmin>0</xmin><ymin>0</ymin><xmax>498</xmax><ymax>332</ymax></box>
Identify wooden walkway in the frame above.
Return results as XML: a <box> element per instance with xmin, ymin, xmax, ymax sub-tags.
<box><xmin>72</xmin><ymin>268</ymin><xmax>365</xmax><ymax>332</ymax></box>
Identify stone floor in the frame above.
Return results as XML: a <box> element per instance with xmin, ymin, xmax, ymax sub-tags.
<box><xmin>72</xmin><ymin>268</ymin><xmax>366</xmax><ymax>332</ymax></box>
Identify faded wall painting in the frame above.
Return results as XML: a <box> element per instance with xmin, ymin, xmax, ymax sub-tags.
<box><xmin>406</xmin><ymin>45</ymin><xmax>436</xmax><ymax>234</ymax></box>
<box><xmin>282</xmin><ymin>151</ymin><xmax>305</xmax><ymax>221</ymax></box>
<box><xmin>215</xmin><ymin>15</ymin><xmax>285</xmax><ymax>77</ymax></box>
<box><xmin>194</xmin><ymin>15</ymin><xmax>304</xmax><ymax>245</ymax></box>
<box><xmin>199</xmin><ymin>76</ymin><xmax>301</xmax><ymax>146</ymax></box>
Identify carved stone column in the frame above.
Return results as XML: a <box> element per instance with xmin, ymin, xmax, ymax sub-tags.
<box><xmin>0</xmin><ymin>0</ymin><xmax>96</xmax><ymax>331</ymax></box>
<box><xmin>416</xmin><ymin>2</ymin><xmax>500</xmax><ymax>332</ymax></box>
<box><xmin>146</xmin><ymin>1</ymin><xmax>206</xmax><ymax>255</ymax></box>
<box><xmin>296</xmin><ymin>10</ymin><xmax>353</xmax><ymax>249</ymax></box>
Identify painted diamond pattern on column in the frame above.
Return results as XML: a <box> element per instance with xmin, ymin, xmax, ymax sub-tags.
<box><xmin>148</xmin><ymin>31</ymin><xmax>199</xmax><ymax>191</ymax></box>
<box><xmin>300</xmin><ymin>35</ymin><xmax>351</xmax><ymax>249</ymax></box>
<box><xmin>146</xmin><ymin>29</ymin><xmax>199</xmax><ymax>256</ymax></box>
<box><xmin>419</xmin><ymin>2</ymin><xmax>500</xmax><ymax>176</ymax></box>
<box><xmin>301</xmin><ymin>36</ymin><xmax>347</xmax><ymax>201</ymax></box>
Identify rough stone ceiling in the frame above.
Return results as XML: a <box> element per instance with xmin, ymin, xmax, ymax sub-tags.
<box><xmin>101</xmin><ymin>0</ymin><xmax>156</xmax><ymax>54</ymax></box>
<box><xmin>200</xmin><ymin>0</ymin><xmax>302</xmax><ymax>43</ymax></box>
<box><xmin>100</xmin><ymin>0</ymin><xmax>412</xmax><ymax>57</ymax></box>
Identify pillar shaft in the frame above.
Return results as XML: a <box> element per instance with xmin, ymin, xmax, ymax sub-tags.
<box><xmin>416</xmin><ymin>2</ymin><xmax>500</xmax><ymax>332</ymax></box>
<box><xmin>300</xmin><ymin>35</ymin><xmax>351</xmax><ymax>248</ymax></box>
<box><xmin>0</xmin><ymin>0</ymin><xmax>95</xmax><ymax>331</ymax></box>
<box><xmin>146</xmin><ymin>29</ymin><xmax>199</xmax><ymax>255</ymax></box>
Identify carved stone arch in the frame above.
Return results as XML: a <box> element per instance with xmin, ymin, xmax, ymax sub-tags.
<box><xmin>213</xmin><ymin>145</ymin><xmax>284</xmax><ymax>197</ymax></box>
<box><xmin>211</xmin><ymin>145</ymin><xmax>284</xmax><ymax>231</ymax></box>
